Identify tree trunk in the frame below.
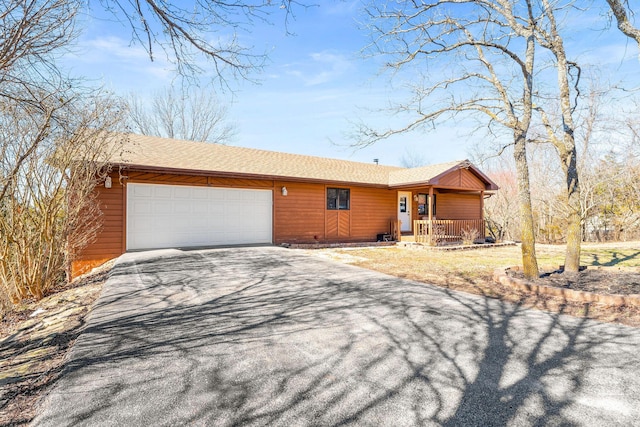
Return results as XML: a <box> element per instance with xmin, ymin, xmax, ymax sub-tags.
<box><xmin>554</xmin><ymin>55</ymin><xmax>582</xmax><ymax>272</ymax></box>
<box><xmin>514</xmin><ymin>133</ymin><xmax>539</xmax><ymax>279</ymax></box>
<box><xmin>541</xmin><ymin>0</ymin><xmax>582</xmax><ymax>272</ymax></box>
<box><xmin>562</xmin><ymin>146</ymin><xmax>582</xmax><ymax>271</ymax></box>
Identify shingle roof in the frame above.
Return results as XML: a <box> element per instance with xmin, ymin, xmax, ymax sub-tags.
<box><xmin>107</xmin><ymin>133</ymin><xmax>495</xmax><ymax>189</ymax></box>
<box><xmin>388</xmin><ymin>161</ymin><xmax>464</xmax><ymax>187</ymax></box>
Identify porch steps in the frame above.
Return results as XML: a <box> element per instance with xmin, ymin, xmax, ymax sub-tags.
<box><xmin>400</xmin><ymin>233</ymin><xmax>416</xmax><ymax>243</ymax></box>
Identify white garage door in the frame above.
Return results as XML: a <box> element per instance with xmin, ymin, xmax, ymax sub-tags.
<box><xmin>126</xmin><ymin>183</ymin><xmax>272</xmax><ymax>250</ymax></box>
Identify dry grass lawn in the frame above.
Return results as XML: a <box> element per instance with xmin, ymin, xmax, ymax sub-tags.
<box><xmin>313</xmin><ymin>242</ymin><xmax>640</xmax><ymax>327</ymax></box>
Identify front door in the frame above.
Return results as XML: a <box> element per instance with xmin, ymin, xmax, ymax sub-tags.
<box><xmin>398</xmin><ymin>191</ymin><xmax>412</xmax><ymax>232</ymax></box>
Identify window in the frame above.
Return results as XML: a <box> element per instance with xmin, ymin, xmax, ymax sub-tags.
<box><xmin>418</xmin><ymin>193</ymin><xmax>436</xmax><ymax>216</ymax></box>
<box><xmin>327</xmin><ymin>188</ymin><xmax>350</xmax><ymax>210</ymax></box>
<box><xmin>399</xmin><ymin>196</ymin><xmax>408</xmax><ymax>213</ymax></box>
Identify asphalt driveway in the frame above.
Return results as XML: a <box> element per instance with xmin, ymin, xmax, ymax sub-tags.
<box><xmin>33</xmin><ymin>246</ymin><xmax>640</xmax><ymax>426</ymax></box>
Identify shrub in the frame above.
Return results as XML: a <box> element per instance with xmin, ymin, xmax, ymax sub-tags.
<box><xmin>461</xmin><ymin>227</ymin><xmax>480</xmax><ymax>245</ymax></box>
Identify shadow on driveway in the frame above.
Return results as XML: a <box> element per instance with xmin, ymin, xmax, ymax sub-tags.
<box><xmin>33</xmin><ymin>247</ymin><xmax>640</xmax><ymax>426</ymax></box>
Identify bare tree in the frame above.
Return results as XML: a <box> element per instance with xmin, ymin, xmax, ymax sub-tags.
<box><xmin>0</xmin><ymin>1</ymin><xmax>125</xmax><ymax>311</ymax></box>
<box><xmin>97</xmin><ymin>0</ymin><xmax>305</xmax><ymax>82</ymax></box>
<box><xmin>525</xmin><ymin>0</ymin><xmax>583</xmax><ymax>272</ymax></box>
<box><xmin>399</xmin><ymin>147</ymin><xmax>429</xmax><ymax>168</ymax></box>
<box><xmin>3</xmin><ymin>0</ymin><xmax>307</xmax><ymax>87</ymax></box>
<box><xmin>581</xmin><ymin>153</ymin><xmax>640</xmax><ymax>241</ymax></box>
<box><xmin>126</xmin><ymin>86</ymin><xmax>236</xmax><ymax>143</ymax></box>
<box><xmin>579</xmin><ymin>95</ymin><xmax>640</xmax><ymax>241</ymax></box>
<box><xmin>358</xmin><ymin>1</ymin><xmax>541</xmax><ymax>278</ymax></box>
<box><xmin>0</xmin><ymin>90</ymin><xmax>124</xmax><ymax>309</ymax></box>
<box><xmin>484</xmin><ymin>169</ymin><xmax>520</xmax><ymax>242</ymax></box>
<box><xmin>606</xmin><ymin>0</ymin><xmax>640</xmax><ymax>54</ymax></box>
<box><xmin>0</xmin><ymin>0</ymin><xmax>79</xmax><ymax>76</ymax></box>
<box><xmin>526</xmin><ymin>1</ymin><xmax>638</xmax><ymax>270</ymax></box>
<box><xmin>0</xmin><ymin>0</ymin><xmax>82</xmax><ymax>205</ymax></box>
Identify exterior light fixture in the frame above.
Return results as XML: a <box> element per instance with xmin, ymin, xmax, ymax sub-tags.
<box><xmin>105</xmin><ymin>176</ymin><xmax>112</xmax><ymax>189</ymax></box>
<box><xmin>281</xmin><ymin>186</ymin><xmax>287</xmax><ymax>196</ymax></box>
<box><xmin>413</xmin><ymin>194</ymin><xmax>419</xmax><ymax>202</ymax></box>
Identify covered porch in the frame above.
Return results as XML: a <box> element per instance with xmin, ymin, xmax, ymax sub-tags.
<box><xmin>391</xmin><ymin>161</ymin><xmax>498</xmax><ymax>246</ymax></box>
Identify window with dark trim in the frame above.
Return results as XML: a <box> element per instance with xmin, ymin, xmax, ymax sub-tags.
<box><xmin>327</xmin><ymin>188</ymin><xmax>350</xmax><ymax>210</ymax></box>
<box><xmin>417</xmin><ymin>193</ymin><xmax>436</xmax><ymax>216</ymax></box>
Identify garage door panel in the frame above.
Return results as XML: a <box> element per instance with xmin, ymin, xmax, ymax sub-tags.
<box><xmin>258</xmin><ymin>191</ymin><xmax>271</xmax><ymax>201</ymax></box>
<box><xmin>131</xmin><ymin>185</ymin><xmax>153</xmax><ymax>198</ymax></box>
<box><xmin>254</xmin><ymin>205</ymin><xmax>271</xmax><ymax>216</ymax></box>
<box><xmin>131</xmin><ymin>218</ymin><xmax>153</xmax><ymax>232</ymax></box>
<box><xmin>153</xmin><ymin>216</ymin><xmax>174</xmax><ymax>229</ymax></box>
<box><xmin>173</xmin><ymin>187</ymin><xmax>192</xmax><ymax>199</ymax></box>
<box><xmin>192</xmin><ymin>201</ymin><xmax>208</xmax><ymax>214</ymax></box>
<box><xmin>190</xmin><ymin>187</ymin><xmax>207</xmax><ymax>199</ymax></box>
<box><xmin>209</xmin><ymin>191</ymin><xmax>225</xmax><ymax>201</ymax></box>
<box><xmin>190</xmin><ymin>216</ymin><xmax>209</xmax><ymax>228</ymax></box>
<box><xmin>154</xmin><ymin>186</ymin><xmax>173</xmax><ymax>198</ymax></box>
<box><xmin>208</xmin><ymin>203</ymin><xmax>224</xmax><ymax>215</ymax></box>
<box><xmin>127</xmin><ymin>183</ymin><xmax>272</xmax><ymax>250</ymax></box>
<box><xmin>155</xmin><ymin>201</ymin><xmax>173</xmax><ymax>214</ymax></box>
<box><xmin>131</xmin><ymin>200</ymin><xmax>152</xmax><ymax>214</ymax></box>
<box><xmin>226</xmin><ymin>190</ymin><xmax>242</xmax><ymax>201</ymax></box>
<box><xmin>241</xmin><ymin>191</ymin><xmax>256</xmax><ymax>201</ymax></box>
<box><xmin>207</xmin><ymin>231</ymin><xmax>226</xmax><ymax>242</ymax></box>
<box><xmin>155</xmin><ymin>234</ymin><xmax>174</xmax><ymax>247</ymax></box>
<box><xmin>225</xmin><ymin>200</ymin><xmax>242</xmax><ymax>210</ymax></box>
<box><xmin>224</xmin><ymin>217</ymin><xmax>241</xmax><ymax>228</ymax></box>
<box><xmin>174</xmin><ymin>206</ymin><xmax>189</xmax><ymax>215</ymax></box>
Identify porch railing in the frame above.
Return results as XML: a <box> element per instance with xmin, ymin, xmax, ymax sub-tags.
<box><xmin>413</xmin><ymin>219</ymin><xmax>485</xmax><ymax>245</ymax></box>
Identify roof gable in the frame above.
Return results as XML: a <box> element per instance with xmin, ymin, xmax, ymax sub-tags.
<box><xmin>428</xmin><ymin>161</ymin><xmax>499</xmax><ymax>190</ymax></box>
<box><xmin>436</xmin><ymin>168</ymin><xmax>486</xmax><ymax>189</ymax></box>
<box><xmin>388</xmin><ymin>160</ymin><xmax>498</xmax><ymax>190</ymax></box>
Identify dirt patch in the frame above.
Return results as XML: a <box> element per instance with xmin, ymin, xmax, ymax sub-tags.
<box><xmin>0</xmin><ymin>261</ymin><xmax>113</xmax><ymax>426</ymax></box>
<box><xmin>507</xmin><ymin>267</ymin><xmax>640</xmax><ymax>296</ymax></box>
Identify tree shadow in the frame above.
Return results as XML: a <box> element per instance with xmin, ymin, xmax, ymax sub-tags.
<box><xmin>588</xmin><ymin>250</ymin><xmax>640</xmax><ymax>267</ymax></box>
<box><xmin>32</xmin><ymin>247</ymin><xmax>640</xmax><ymax>426</ymax></box>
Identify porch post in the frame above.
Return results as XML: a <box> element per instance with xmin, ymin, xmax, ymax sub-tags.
<box><xmin>428</xmin><ymin>187</ymin><xmax>434</xmax><ymax>245</ymax></box>
<box><xmin>480</xmin><ymin>190</ymin><xmax>485</xmax><ymax>239</ymax></box>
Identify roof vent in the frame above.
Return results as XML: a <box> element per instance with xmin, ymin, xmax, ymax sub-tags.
<box><xmin>373</xmin><ymin>158</ymin><xmax>379</xmax><ymax>165</ymax></box>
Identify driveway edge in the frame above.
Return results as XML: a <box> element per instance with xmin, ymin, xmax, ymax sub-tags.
<box><xmin>493</xmin><ymin>266</ymin><xmax>640</xmax><ymax>307</ymax></box>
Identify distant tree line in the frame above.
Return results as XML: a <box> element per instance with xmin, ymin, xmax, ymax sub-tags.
<box><xmin>483</xmin><ymin>94</ymin><xmax>640</xmax><ymax>244</ymax></box>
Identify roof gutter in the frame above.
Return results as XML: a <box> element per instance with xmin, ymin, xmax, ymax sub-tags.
<box><xmin>115</xmin><ymin>163</ymin><xmax>392</xmax><ymax>189</ymax></box>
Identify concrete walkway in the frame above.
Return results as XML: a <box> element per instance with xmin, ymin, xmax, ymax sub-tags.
<box><xmin>33</xmin><ymin>247</ymin><xmax>640</xmax><ymax>426</ymax></box>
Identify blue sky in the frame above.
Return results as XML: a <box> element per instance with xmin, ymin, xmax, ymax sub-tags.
<box><xmin>63</xmin><ymin>1</ymin><xmax>639</xmax><ymax>167</ymax></box>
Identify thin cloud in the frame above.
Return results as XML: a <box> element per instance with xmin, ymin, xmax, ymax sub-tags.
<box><xmin>68</xmin><ymin>35</ymin><xmax>173</xmax><ymax>82</ymax></box>
<box><xmin>74</xmin><ymin>32</ymin><xmax>245</xmax><ymax>81</ymax></box>
<box><xmin>322</xmin><ymin>1</ymin><xmax>359</xmax><ymax>16</ymax></box>
<box><xmin>284</xmin><ymin>51</ymin><xmax>355</xmax><ymax>86</ymax></box>
<box><xmin>78</xmin><ymin>36</ymin><xmax>152</xmax><ymax>61</ymax></box>
<box><xmin>577</xmin><ymin>42</ymin><xmax>637</xmax><ymax>66</ymax></box>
